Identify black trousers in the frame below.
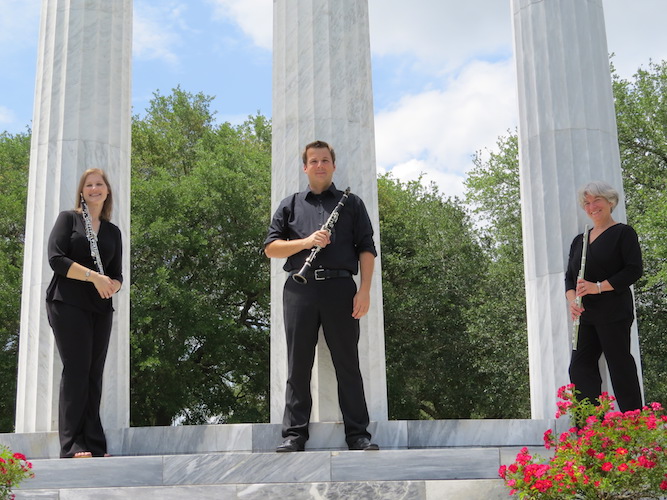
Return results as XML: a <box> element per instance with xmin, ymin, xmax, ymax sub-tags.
<box><xmin>46</xmin><ymin>300</ymin><xmax>113</xmax><ymax>458</ymax></box>
<box><xmin>281</xmin><ymin>276</ymin><xmax>371</xmax><ymax>446</ymax></box>
<box><xmin>569</xmin><ymin>319</ymin><xmax>643</xmax><ymax>412</ymax></box>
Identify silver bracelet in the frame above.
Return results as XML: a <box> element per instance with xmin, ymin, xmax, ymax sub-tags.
<box><xmin>596</xmin><ymin>281</ymin><xmax>602</xmax><ymax>294</ymax></box>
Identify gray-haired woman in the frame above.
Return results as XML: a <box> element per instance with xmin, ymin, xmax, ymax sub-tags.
<box><xmin>565</xmin><ymin>181</ymin><xmax>643</xmax><ymax>412</ymax></box>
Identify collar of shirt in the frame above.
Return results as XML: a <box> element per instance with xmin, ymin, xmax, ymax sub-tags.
<box><xmin>302</xmin><ymin>182</ymin><xmax>338</xmax><ymax>201</ymax></box>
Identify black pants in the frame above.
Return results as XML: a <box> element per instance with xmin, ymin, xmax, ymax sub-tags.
<box><xmin>46</xmin><ymin>300</ymin><xmax>113</xmax><ymax>458</ymax></box>
<box><xmin>281</xmin><ymin>276</ymin><xmax>371</xmax><ymax>446</ymax></box>
<box><xmin>569</xmin><ymin>319</ymin><xmax>643</xmax><ymax>412</ymax></box>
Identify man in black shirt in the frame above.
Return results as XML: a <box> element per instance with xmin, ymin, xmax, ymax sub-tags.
<box><xmin>264</xmin><ymin>140</ymin><xmax>379</xmax><ymax>452</ymax></box>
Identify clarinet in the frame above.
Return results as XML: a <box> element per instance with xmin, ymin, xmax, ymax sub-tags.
<box><xmin>292</xmin><ymin>187</ymin><xmax>351</xmax><ymax>285</ymax></box>
<box><xmin>80</xmin><ymin>193</ymin><xmax>105</xmax><ymax>275</ymax></box>
<box><xmin>571</xmin><ymin>225</ymin><xmax>589</xmax><ymax>350</ymax></box>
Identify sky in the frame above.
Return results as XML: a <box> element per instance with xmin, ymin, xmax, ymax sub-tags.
<box><xmin>1</xmin><ymin>0</ymin><xmax>666</xmax><ymax>199</ymax></box>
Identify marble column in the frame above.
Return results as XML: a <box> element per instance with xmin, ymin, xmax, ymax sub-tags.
<box><xmin>270</xmin><ymin>0</ymin><xmax>388</xmax><ymax>423</ymax></box>
<box><xmin>511</xmin><ymin>0</ymin><xmax>643</xmax><ymax>419</ymax></box>
<box><xmin>15</xmin><ymin>0</ymin><xmax>132</xmax><ymax>432</ymax></box>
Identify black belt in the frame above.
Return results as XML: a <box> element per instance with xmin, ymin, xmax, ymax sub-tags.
<box><xmin>289</xmin><ymin>269</ymin><xmax>352</xmax><ymax>281</ymax></box>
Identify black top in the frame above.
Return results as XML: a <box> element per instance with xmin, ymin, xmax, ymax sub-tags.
<box><xmin>565</xmin><ymin>223</ymin><xmax>642</xmax><ymax>325</ymax></box>
<box><xmin>46</xmin><ymin>210</ymin><xmax>124</xmax><ymax>314</ymax></box>
<box><xmin>264</xmin><ymin>183</ymin><xmax>377</xmax><ymax>273</ymax></box>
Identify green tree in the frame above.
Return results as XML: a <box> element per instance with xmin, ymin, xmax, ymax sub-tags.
<box><xmin>130</xmin><ymin>88</ymin><xmax>272</xmax><ymax>426</ymax></box>
<box><xmin>378</xmin><ymin>175</ymin><xmax>488</xmax><ymax>419</ymax></box>
<box><xmin>464</xmin><ymin>132</ymin><xmax>531</xmax><ymax>418</ymax></box>
<box><xmin>0</xmin><ymin>131</ymin><xmax>30</xmax><ymax>432</ymax></box>
<box><xmin>613</xmin><ymin>61</ymin><xmax>667</xmax><ymax>405</ymax></box>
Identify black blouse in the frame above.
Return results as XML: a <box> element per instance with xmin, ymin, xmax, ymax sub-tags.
<box><xmin>565</xmin><ymin>223</ymin><xmax>642</xmax><ymax>325</ymax></box>
<box><xmin>46</xmin><ymin>210</ymin><xmax>123</xmax><ymax>314</ymax></box>
<box><xmin>264</xmin><ymin>183</ymin><xmax>377</xmax><ymax>273</ymax></box>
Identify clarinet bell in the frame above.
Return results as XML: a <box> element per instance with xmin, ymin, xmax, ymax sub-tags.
<box><xmin>292</xmin><ymin>273</ymin><xmax>307</xmax><ymax>284</ymax></box>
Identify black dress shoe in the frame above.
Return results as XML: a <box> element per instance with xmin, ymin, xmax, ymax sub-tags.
<box><xmin>276</xmin><ymin>438</ymin><xmax>305</xmax><ymax>452</ymax></box>
<box><xmin>348</xmin><ymin>437</ymin><xmax>379</xmax><ymax>451</ymax></box>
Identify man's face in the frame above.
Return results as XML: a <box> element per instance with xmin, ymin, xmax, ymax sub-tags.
<box><xmin>303</xmin><ymin>147</ymin><xmax>336</xmax><ymax>189</ymax></box>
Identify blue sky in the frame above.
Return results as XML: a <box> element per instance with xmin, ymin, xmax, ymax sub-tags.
<box><xmin>1</xmin><ymin>0</ymin><xmax>665</xmax><ymax>198</ymax></box>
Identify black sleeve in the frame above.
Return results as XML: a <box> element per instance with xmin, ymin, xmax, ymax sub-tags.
<box><xmin>105</xmin><ymin>224</ymin><xmax>124</xmax><ymax>284</ymax></box>
<box><xmin>607</xmin><ymin>225</ymin><xmax>642</xmax><ymax>291</ymax></box>
<box><xmin>352</xmin><ymin>195</ymin><xmax>377</xmax><ymax>257</ymax></box>
<box><xmin>48</xmin><ymin>211</ymin><xmax>76</xmax><ymax>277</ymax></box>
<box><xmin>564</xmin><ymin>234</ymin><xmax>581</xmax><ymax>292</ymax></box>
<box><xmin>264</xmin><ymin>196</ymin><xmax>292</xmax><ymax>247</ymax></box>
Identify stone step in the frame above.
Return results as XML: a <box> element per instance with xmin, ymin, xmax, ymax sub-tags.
<box><xmin>3</xmin><ymin>419</ymin><xmax>563</xmax><ymax>499</ymax></box>
<box><xmin>15</xmin><ymin>479</ymin><xmax>510</xmax><ymax>500</ymax></box>
<box><xmin>2</xmin><ymin>418</ymin><xmax>561</xmax><ymax>459</ymax></box>
<box><xmin>13</xmin><ymin>448</ymin><xmax>517</xmax><ymax>499</ymax></box>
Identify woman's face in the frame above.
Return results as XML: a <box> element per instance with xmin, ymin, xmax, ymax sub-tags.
<box><xmin>82</xmin><ymin>173</ymin><xmax>108</xmax><ymax>208</ymax></box>
<box><xmin>583</xmin><ymin>193</ymin><xmax>613</xmax><ymax>223</ymax></box>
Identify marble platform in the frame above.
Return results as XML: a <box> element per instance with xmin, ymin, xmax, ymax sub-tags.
<box><xmin>1</xmin><ymin>419</ymin><xmax>566</xmax><ymax>499</ymax></box>
<box><xmin>13</xmin><ymin>450</ymin><xmax>517</xmax><ymax>500</ymax></box>
<box><xmin>0</xmin><ymin>418</ymin><xmax>563</xmax><ymax>459</ymax></box>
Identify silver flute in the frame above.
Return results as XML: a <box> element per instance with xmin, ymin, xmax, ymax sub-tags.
<box><xmin>572</xmin><ymin>225</ymin><xmax>589</xmax><ymax>350</ymax></box>
<box><xmin>80</xmin><ymin>193</ymin><xmax>105</xmax><ymax>275</ymax></box>
<box><xmin>292</xmin><ymin>187</ymin><xmax>351</xmax><ymax>284</ymax></box>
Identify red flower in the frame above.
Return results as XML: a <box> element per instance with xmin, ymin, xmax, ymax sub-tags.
<box><xmin>533</xmin><ymin>479</ymin><xmax>553</xmax><ymax>492</ymax></box>
<box><xmin>602</xmin><ymin>462</ymin><xmax>613</xmax><ymax>472</ymax></box>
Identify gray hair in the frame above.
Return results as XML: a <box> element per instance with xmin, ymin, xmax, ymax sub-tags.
<box><xmin>577</xmin><ymin>181</ymin><xmax>619</xmax><ymax>212</ymax></box>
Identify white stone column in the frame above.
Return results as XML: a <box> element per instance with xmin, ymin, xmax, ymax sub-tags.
<box><xmin>270</xmin><ymin>0</ymin><xmax>388</xmax><ymax>424</ymax></box>
<box><xmin>511</xmin><ymin>0</ymin><xmax>642</xmax><ymax>419</ymax></box>
<box><xmin>15</xmin><ymin>0</ymin><xmax>132</xmax><ymax>432</ymax></box>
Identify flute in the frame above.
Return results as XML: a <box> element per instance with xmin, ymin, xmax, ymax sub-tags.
<box><xmin>80</xmin><ymin>193</ymin><xmax>105</xmax><ymax>275</ymax></box>
<box><xmin>572</xmin><ymin>225</ymin><xmax>589</xmax><ymax>350</ymax></box>
<box><xmin>292</xmin><ymin>187</ymin><xmax>351</xmax><ymax>284</ymax></box>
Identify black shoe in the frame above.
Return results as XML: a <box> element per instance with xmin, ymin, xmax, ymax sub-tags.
<box><xmin>276</xmin><ymin>438</ymin><xmax>304</xmax><ymax>453</ymax></box>
<box><xmin>348</xmin><ymin>437</ymin><xmax>379</xmax><ymax>451</ymax></box>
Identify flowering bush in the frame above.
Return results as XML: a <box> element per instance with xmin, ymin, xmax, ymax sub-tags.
<box><xmin>499</xmin><ymin>385</ymin><xmax>667</xmax><ymax>499</ymax></box>
<box><xmin>0</xmin><ymin>446</ymin><xmax>34</xmax><ymax>500</ymax></box>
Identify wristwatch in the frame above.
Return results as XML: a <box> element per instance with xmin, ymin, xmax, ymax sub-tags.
<box><xmin>85</xmin><ymin>269</ymin><xmax>92</xmax><ymax>280</ymax></box>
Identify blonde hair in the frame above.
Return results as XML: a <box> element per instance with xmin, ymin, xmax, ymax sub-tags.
<box><xmin>75</xmin><ymin>168</ymin><xmax>114</xmax><ymax>221</ymax></box>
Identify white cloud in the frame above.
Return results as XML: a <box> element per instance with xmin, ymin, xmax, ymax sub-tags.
<box><xmin>601</xmin><ymin>0</ymin><xmax>667</xmax><ymax>78</ymax></box>
<box><xmin>369</xmin><ymin>0</ymin><xmax>512</xmax><ymax>71</ymax></box>
<box><xmin>206</xmin><ymin>0</ymin><xmax>273</xmax><ymax>50</ymax></box>
<box><xmin>374</xmin><ymin>59</ymin><xmax>517</xmax><ymax>199</ymax></box>
<box><xmin>378</xmin><ymin>159</ymin><xmax>468</xmax><ymax>199</ymax></box>
<box><xmin>0</xmin><ymin>105</ymin><xmax>16</xmax><ymax>125</ymax></box>
<box><xmin>133</xmin><ymin>1</ymin><xmax>185</xmax><ymax>65</ymax></box>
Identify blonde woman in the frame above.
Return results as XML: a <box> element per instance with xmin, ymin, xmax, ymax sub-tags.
<box><xmin>46</xmin><ymin>168</ymin><xmax>123</xmax><ymax>458</ymax></box>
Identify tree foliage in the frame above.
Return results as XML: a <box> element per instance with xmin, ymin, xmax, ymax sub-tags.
<box><xmin>0</xmin><ymin>131</ymin><xmax>30</xmax><ymax>432</ymax></box>
<box><xmin>129</xmin><ymin>88</ymin><xmax>272</xmax><ymax>425</ymax></box>
<box><xmin>464</xmin><ymin>132</ymin><xmax>531</xmax><ymax>418</ymax></box>
<box><xmin>613</xmin><ymin>61</ymin><xmax>667</xmax><ymax>405</ymax></box>
<box><xmin>1</xmin><ymin>59</ymin><xmax>665</xmax><ymax>429</ymax></box>
<box><xmin>379</xmin><ymin>175</ymin><xmax>492</xmax><ymax>419</ymax></box>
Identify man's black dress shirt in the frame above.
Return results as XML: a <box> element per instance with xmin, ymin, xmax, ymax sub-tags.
<box><xmin>264</xmin><ymin>183</ymin><xmax>377</xmax><ymax>273</ymax></box>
